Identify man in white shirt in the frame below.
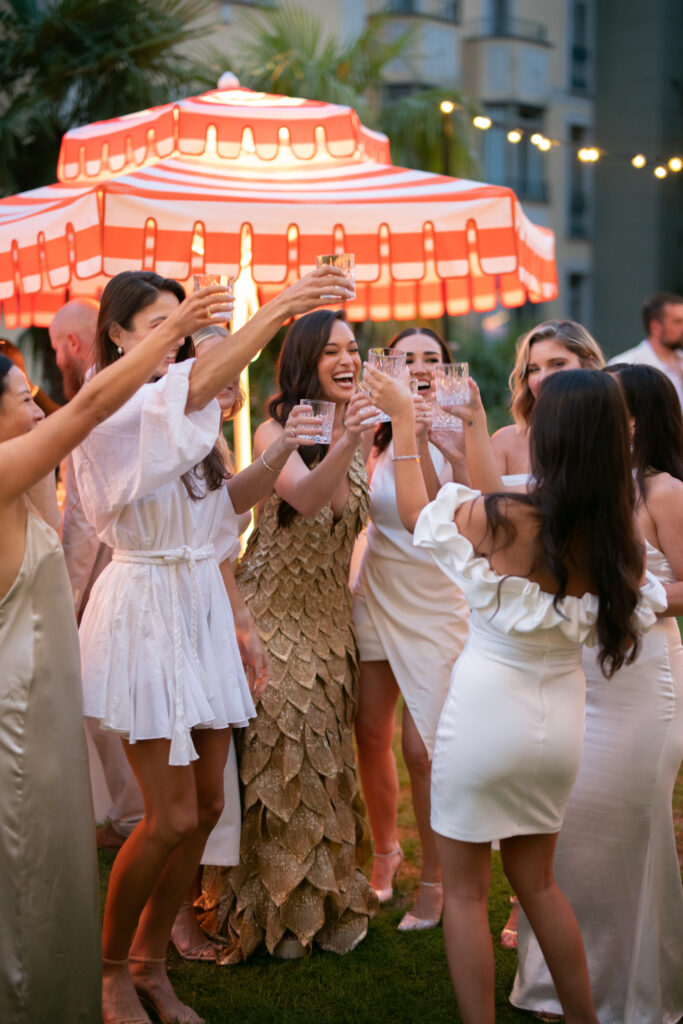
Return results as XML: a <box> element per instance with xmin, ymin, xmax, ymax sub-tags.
<box><xmin>50</xmin><ymin>299</ymin><xmax>143</xmax><ymax>849</ymax></box>
<box><xmin>609</xmin><ymin>292</ymin><xmax>683</xmax><ymax>408</ymax></box>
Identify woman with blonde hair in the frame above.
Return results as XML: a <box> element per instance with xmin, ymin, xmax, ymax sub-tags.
<box><xmin>490</xmin><ymin>320</ymin><xmax>605</xmax><ymax>480</ymax></box>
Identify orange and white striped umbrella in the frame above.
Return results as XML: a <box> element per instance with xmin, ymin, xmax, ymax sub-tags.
<box><xmin>56</xmin><ymin>87</ymin><xmax>392</xmax><ymax>182</ymax></box>
<box><xmin>0</xmin><ymin>87</ymin><xmax>557</xmax><ymax>327</ymax></box>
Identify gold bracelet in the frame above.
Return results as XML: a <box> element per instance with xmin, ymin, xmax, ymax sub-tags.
<box><xmin>391</xmin><ymin>454</ymin><xmax>421</xmax><ymax>462</ymax></box>
<box><xmin>261</xmin><ymin>449</ymin><xmax>278</xmax><ymax>472</ymax></box>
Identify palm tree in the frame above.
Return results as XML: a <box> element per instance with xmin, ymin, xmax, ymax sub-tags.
<box><xmin>0</xmin><ymin>0</ymin><xmax>220</xmax><ymax>195</ymax></box>
<box><xmin>232</xmin><ymin>3</ymin><xmax>478</xmax><ymax>177</ymax></box>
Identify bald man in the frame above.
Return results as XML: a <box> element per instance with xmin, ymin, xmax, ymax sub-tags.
<box><xmin>49</xmin><ymin>298</ymin><xmax>99</xmax><ymax>399</ymax></box>
<box><xmin>49</xmin><ymin>298</ymin><xmax>143</xmax><ymax>849</ymax></box>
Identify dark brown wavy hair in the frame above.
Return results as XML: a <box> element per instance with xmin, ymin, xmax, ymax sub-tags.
<box><xmin>268</xmin><ymin>309</ymin><xmax>348</xmax><ymax>527</ymax></box>
<box><xmin>373</xmin><ymin>326</ymin><xmax>452</xmax><ymax>455</ymax></box>
<box><xmin>95</xmin><ymin>271</ymin><xmax>226</xmax><ymax>499</ymax></box>
<box><xmin>482</xmin><ymin>370</ymin><xmax>643</xmax><ymax>677</ymax></box>
<box><xmin>608</xmin><ymin>363</ymin><xmax>683</xmax><ymax>497</ymax></box>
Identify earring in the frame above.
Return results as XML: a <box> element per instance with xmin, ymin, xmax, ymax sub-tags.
<box><xmin>116</xmin><ymin>345</ymin><xmax>124</xmax><ymax>356</ymax></box>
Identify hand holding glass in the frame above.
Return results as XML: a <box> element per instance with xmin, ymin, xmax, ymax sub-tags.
<box><xmin>297</xmin><ymin>399</ymin><xmax>335</xmax><ymax>443</ymax></box>
<box><xmin>433</xmin><ymin>362</ymin><xmax>469</xmax><ymax>430</ymax></box>
<box><xmin>316</xmin><ymin>254</ymin><xmax>356</xmax><ymax>301</ymax></box>
<box><xmin>361</xmin><ymin>349</ymin><xmax>407</xmax><ymax>424</ymax></box>
<box><xmin>193</xmin><ymin>274</ymin><xmax>235</xmax><ymax>323</ymax></box>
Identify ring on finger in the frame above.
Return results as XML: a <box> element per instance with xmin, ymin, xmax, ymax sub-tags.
<box><xmin>288</xmin><ymin>426</ymin><xmax>297</xmax><ymax>437</ymax></box>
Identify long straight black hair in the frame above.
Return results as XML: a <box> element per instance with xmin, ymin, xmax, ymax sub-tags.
<box><xmin>95</xmin><ymin>271</ymin><xmax>226</xmax><ymax>499</ymax></box>
<box><xmin>482</xmin><ymin>370</ymin><xmax>643</xmax><ymax>677</ymax></box>
<box><xmin>268</xmin><ymin>309</ymin><xmax>348</xmax><ymax>527</ymax></box>
<box><xmin>608</xmin><ymin>363</ymin><xmax>683</xmax><ymax>497</ymax></box>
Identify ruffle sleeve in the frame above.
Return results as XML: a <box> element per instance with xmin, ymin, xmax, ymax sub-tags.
<box><xmin>73</xmin><ymin>360</ymin><xmax>220</xmax><ymax>531</ymax></box>
<box><xmin>414</xmin><ymin>483</ymin><xmax>666</xmax><ymax>643</ymax></box>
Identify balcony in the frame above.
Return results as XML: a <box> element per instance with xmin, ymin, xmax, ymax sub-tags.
<box><xmin>383</xmin><ymin>1</ymin><xmax>460</xmax><ymax>22</ymax></box>
<box><xmin>568</xmin><ymin>189</ymin><xmax>590</xmax><ymax>238</ymax></box>
<box><xmin>465</xmin><ymin>17</ymin><xmax>550</xmax><ymax>45</ymax></box>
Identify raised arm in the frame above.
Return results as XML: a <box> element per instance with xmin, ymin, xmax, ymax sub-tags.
<box><xmin>249</xmin><ymin>391</ymin><xmax>374</xmax><ymax>519</ymax></box>
<box><xmin>441</xmin><ymin>379</ymin><xmax>505</xmax><ymax>493</ymax></box>
<box><xmin>185</xmin><ymin>268</ymin><xmax>353</xmax><ymax>412</ymax></box>
<box><xmin>363</xmin><ymin>365</ymin><xmax>427</xmax><ymax>533</ymax></box>
<box><xmin>0</xmin><ymin>287</ymin><xmax>227</xmax><ymax>505</ymax></box>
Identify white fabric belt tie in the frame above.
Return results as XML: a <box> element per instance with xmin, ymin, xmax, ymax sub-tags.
<box><xmin>112</xmin><ymin>544</ymin><xmax>215</xmax><ymax>764</ymax></box>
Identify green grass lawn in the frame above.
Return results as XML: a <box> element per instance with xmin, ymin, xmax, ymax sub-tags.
<box><xmin>98</xmin><ymin>715</ymin><xmax>683</xmax><ymax>1024</ymax></box>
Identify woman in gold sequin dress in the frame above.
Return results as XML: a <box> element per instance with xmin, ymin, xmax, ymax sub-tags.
<box><xmin>202</xmin><ymin>311</ymin><xmax>378</xmax><ymax>960</ymax></box>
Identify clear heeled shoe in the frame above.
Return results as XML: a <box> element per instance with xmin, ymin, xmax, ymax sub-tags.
<box><xmin>397</xmin><ymin>881</ymin><xmax>443</xmax><ymax>932</ymax></box>
<box><xmin>371</xmin><ymin>846</ymin><xmax>404</xmax><ymax>903</ymax></box>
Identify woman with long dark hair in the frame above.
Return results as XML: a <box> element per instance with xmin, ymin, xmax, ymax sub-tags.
<box><xmin>0</xmin><ymin>285</ymin><xmax>227</xmax><ymax>1024</ymax></box>
<box><xmin>363</xmin><ymin>363</ymin><xmax>664</xmax><ymax>1023</ymax></box>
<box><xmin>73</xmin><ymin>268</ymin><xmax>352</xmax><ymax>1024</ymax></box>
<box><xmin>513</xmin><ymin>363</ymin><xmax>683</xmax><ymax>1024</ymax></box>
<box><xmin>202</xmin><ymin>309</ymin><xmax>378</xmax><ymax>961</ymax></box>
<box><xmin>352</xmin><ymin>327</ymin><xmax>469</xmax><ymax>929</ymax></box>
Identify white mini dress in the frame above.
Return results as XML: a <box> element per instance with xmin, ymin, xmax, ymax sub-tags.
<box><xmin>413</xmin><ymin>484</ymin><xmax>665</xmax><ymax>843</ymax></box>
<box><xmin>352</xmin><ymin>443</ymin><xmax>469</xmax><ymax>757</ymax></box>
<box><xmin>74</xmin><ymin>361</ymin><xmax>255</xmax><ymax>766</ymax></box>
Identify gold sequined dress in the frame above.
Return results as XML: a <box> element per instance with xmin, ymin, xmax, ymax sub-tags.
<box><xmin>202</xmin><ymin>449</ymin><xmax>377</xmax><ymax>959</ymax></box>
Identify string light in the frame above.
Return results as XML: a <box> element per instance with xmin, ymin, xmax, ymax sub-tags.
<box><xmin>440</xmin><ymin>100</ymin><xmax>455</xmax><ymax>115</ymax></box>
<box><xmin>465</xmin><ymin>113</ymin><xmax>677</xmax><ymax>178</ymax></box>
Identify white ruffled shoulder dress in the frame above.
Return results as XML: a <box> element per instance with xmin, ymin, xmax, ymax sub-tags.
<box><xmin>73</xmin><ymin>361</ymin><xmax>255</xmax><ymax>766</ymax></box>
<box><xmin>512</xmin><ymin>540</ymin><xmax>683</xmax><ymax>1024</ymax></box>
<box><xmin>413</xmin><ymin>483</ymin><xmax>666</xmax><ymax>843</ymax></box>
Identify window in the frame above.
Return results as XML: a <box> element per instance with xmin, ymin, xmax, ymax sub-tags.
<box><xmin>567</xmin><ymin>272</ymin><xmax>590</xmax><ymax>325</ymax></box>
<box><xmin>570</xmin><ymin>0</ymin><xmax>591</xmax><ymax>91</ymax></box>
<box><xmin>568</xmin><ymin>124</ymin><xmax>591</xmax><ymax>237</ymax></box>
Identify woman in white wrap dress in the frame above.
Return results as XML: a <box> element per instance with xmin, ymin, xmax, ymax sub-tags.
<box><xmin>364</xmin><ymin>363</ymin><xmax>665</xmax><ymax>1024</ymax></box>
<box><xmin>73</xmin><ymin>268</ymin><xmax>353</xmax><ymax>1024</ymax></box>
<box><xmin>353</xmin><ymin>329</ymin><xmax>468</xmax><ymax>930</ymax></box>
<box><xmin>512</xmin><ymin>364</ymin><xmax>683</xmax><ymax>1024</ymax></box>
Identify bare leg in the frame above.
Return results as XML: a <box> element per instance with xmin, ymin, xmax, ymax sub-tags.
<box><xmin>129</xmin><ymin>729</ymin><xmax>231</xmax><ymax>1024</ymax></box>
<box><xmin>354</xmin><ymin>660</ymin><xmax>403</xmax><ymax>895</ymax></box>
<box><xmin>436</xmin><ymin>834</ymin><xmax>495</xmax><ymax>1024</ymax></box>
<box><xmin>102</xmin><ymin>738</ymin><xmax>200</xmax><ymax>1024</ymax></box>
<box><xmin>501</xmin><ymin>834</ymin><xmax>599</xmax><ymax>1024</ymax></box>
<box><xmin>399</xmin><ymin>708</ymin><xmax>442</xmax><ymax>925</ymax></box>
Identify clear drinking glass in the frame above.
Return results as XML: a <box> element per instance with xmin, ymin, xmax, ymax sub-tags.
<box><xmin>361</xmin><ymin>348</ymin><xmax>407</xmax><ymax>424</ymax></box>
<box><xmin>298</xmin><ymin>399</ymin><xmax>335</xmax><ymax>444</ymax></box>
<box><xmin>433</xmin><ymin>362</ymin><xmax>469</xmax><ymax>430</ymax></box>
<box><xmin>316</xmin><ymin>253</ymin><xmax>356</xmax><ymax>301</ymax></box>
<box><xmin>192</xmin><ymin>274</ymin><xmax>235</xmax><ymax>323</ymax></box>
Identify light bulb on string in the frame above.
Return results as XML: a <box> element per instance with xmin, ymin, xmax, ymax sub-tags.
<box><xmin>440</xmin><ymin>100</ymin><xmax>455</xmax><ymax>115</ymax></box>
<box><xmin>654</xmin><ymin>165</ymin><xmax>667</xmax><ymax>178</ymax></box>
<box><xmin>507</xmin><ymin>130</ymin><xmax>522</xmax><ymax>144</ymax></box>
<box><xmin>578</xmin><ymin>147</ymin><xmax>600</xmax><ymax>162</ymax></box>
<box><xmin>631</xmin><ymin>154</ymin><xmax>646</xmax><ymax>168</ymax></box>
<box><xmin>473</xmin><ymin>115</ymin><xmax>492</xmax><ymax>130</ymax></box>
<box><xmin>669</xmin><ymin>157</ymin><xmax>682</xmax><ymax>172</ymax></box>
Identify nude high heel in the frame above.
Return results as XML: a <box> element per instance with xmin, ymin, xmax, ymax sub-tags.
<box><xmin>397</xmin><ymin>881</ymin><xmax>443</xmax><ymax>932</ymax></box>
<box><xmin>371</xmin><ymin>846</ymin><xmax>404</xmax><ymax>903</ymax></box>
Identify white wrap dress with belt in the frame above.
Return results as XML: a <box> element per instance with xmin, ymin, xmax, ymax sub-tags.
<box><xmin>73</xmin><ymin>360</ymin><xmax>255</xmax><ymax>766</ymax></box>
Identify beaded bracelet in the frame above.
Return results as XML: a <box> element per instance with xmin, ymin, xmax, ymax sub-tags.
<box><xmin>261</xmin><ymin>449</ymin><xmax>278</xmax><ymax>472</ymax></box>
<box><xmin>391</xmin><ymin>454</ymin><xmax>421</xmax><ymax>462</ymax></box>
